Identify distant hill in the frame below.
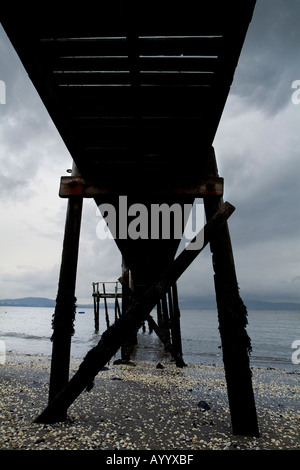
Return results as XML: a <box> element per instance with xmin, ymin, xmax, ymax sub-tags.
<box><xmin>0</xmin><ymin>297</ymin><xmax>56</xmax><ymax>307</ymax></box>
<box><xmin>0</xmin><ymin>297</ymin><xmax>95</xmax><ymax>308</ymax></box>
<box><xmin>0</xmin><ymin>296</ymin><xmax>299</xmax><ymax>311</ymax></box>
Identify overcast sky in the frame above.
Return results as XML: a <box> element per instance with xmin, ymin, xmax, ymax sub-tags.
<box><xmin>0</xmin><ymin>0</ymin><xmax>299</xmax><ymax>305</ymax></box>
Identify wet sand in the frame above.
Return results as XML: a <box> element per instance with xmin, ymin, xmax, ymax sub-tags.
<box><xmin>0</xmin><ymin>352</ymin><xmax>299</xmax><ymax>451</ymax></box>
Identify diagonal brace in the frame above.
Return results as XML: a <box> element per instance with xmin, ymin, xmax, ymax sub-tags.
<box><xmin>35</xmin><ymin>201</ymin><xmax>235</xmax><ymax>423</ymax></box>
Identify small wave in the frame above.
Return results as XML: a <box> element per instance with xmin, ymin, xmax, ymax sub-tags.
<box><xmin>0</xmin><ymin>332</ymin><xmax>51</xmax><ymax>341</ymax></box>
<box><xmin>249</xmin><ymin>354</ymin><xmax>292</xmax><ymax>368</ymax></box>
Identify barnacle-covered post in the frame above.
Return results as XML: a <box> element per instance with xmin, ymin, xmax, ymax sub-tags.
<box><xmin>48</xmin><ymin>164</ymin><xmax>83</xmax><ymax>410</ymax></box>
<box><xmin>203</xmin><ymin>148</ymin><xmax>259</xmax><ymax>437</ymax></box>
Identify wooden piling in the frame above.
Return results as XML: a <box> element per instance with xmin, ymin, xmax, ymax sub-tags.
<box><xmin>203</xmin><ymin>148</ymin><xmax>259</xmax><ymax>437</ymax></box>
<box><xmin>147</xmin><ymin>315</ymin><xmax>186</xmax><ymax>367</ymax></box>
<box><xmin>48</xmin><ymin>164</ymin><xmax>83</xmax><ymax>409</ymax></box>
<box><xmin>170</xmin><ymin>283</ymin><xmax>183</xmax><ymax>359</ymax></box>
<box><xmin>120</xmin><ymin>258</ymin><xmax>134</xmax><ymax>361</ymax></box>
<box><xmin>102</xmin><ymin>283</ymin><xmax>110</xmax><ymax>328</ymax></box>
<box><xmin>92</xmin><ymin>282</ymin><xmax>100</xmax><ymax>332</ymax></box>
<box><xmin>94</xmin><ymin>296</ymin><xmax>100</xmax><ymax>332</ymax></box>
<box><xmin>114</xmin><ymin>283</ymin><xmax>121</xmax><ymax>321</ymax></box>
<box><xmin>156</xmin><ymin>298</ymin><xmax>163</xmax><ymax>331</ymax></box>
<box><xmin>161</xmin><ymin>293</ymin><xmax>171</xmax><ymax>348</ymax></box>
<box><xmin>154</xmin><ymin>285</ymin><xmax>185</xmax><ymax>366</ymax></box>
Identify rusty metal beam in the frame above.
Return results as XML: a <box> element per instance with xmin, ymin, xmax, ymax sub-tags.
<box><xmin>59</xmin><ymin>175</ymin><xmax>223</xmax><ymax>198</ymax></box>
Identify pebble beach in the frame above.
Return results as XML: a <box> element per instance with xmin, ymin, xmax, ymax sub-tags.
<box><xmin>0</xmin><ymin>352</ymin><xmax>299</xmax><ymax>451</ymax></box>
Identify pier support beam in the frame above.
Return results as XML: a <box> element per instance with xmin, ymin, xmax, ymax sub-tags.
<box><xmin>120</xmin><ymin>257</ymin><xmax>135</xmax><ymax>361</ymax></box>
<box><xmin>154</xmin><ymin>284</ymin><xmax>185</xmax><ymax>366</ymax></box>
<box><xmin>93</xmin><ymin>293</ymin><xmax>100</xmax><ymax>332</ymax></box>
<box><xmin>169</xmin><ymin>283</ymin><xmax>184</xmax><ymax>361</ymax></box>
<box><xmin>48</xmin><ymin>164</ymin><xmax>83</xmax><ymax>410</ymax></box>
<box><xmin>161</xmin><ymin>293</ymin><xmax>172</xmax><ymax>347</ymax></box>
<box><xmin>204</xmin><ymin>148</ymin><xmax>259</xmax><ymax>437</ymax></box>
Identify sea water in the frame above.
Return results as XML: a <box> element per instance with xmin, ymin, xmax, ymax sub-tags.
<box><xmin>0</xmin><ymin>306</ymin><xmax>299</xmax><ymax>371</ymax></box>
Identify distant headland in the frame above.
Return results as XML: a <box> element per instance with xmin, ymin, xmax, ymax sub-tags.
<box><xmin>0</xmin><ymin>296</ymin><xmax>299</xmax><ymax>311</ymax></box>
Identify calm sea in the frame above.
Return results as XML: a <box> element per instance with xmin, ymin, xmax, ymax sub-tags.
<box><xmin>0</xmin><ymin>306</ymin><xmax>299</xmax><ymax>371</ymax></box>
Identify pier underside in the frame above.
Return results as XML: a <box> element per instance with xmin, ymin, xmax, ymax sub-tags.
<box><xmin>1</xmin><ymin>1</ymin><xmax>260</xmax><ymax>436</ymax></box>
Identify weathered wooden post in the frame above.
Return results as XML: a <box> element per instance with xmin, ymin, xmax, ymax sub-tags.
<box><xmin>94</xmin><ymin>296</ymin><xmax>100</xmax><ymax>333</ymax></box>
<box><xmin>157</xmin><ymin>298</ymin><xmax>163</xmax><ymax>331</ymax></box>
<box><xmin>203</xmin><ymin>148</ymin><xmax>259</xmax><ymax>437</ymax></box>
<box><xmin>102</xmin><ymin>283</ymin><xmax>110</xmax><ymax>328</ymax></box>
<box><xmin>161</xmin><ymin>293</ymin><xmax>171</xmax><ymax>348</ymax></box>
<box><xmin>92</xmin><ymin>283</ymin><xmax>100</xmax><ymax>332</ymax></box>
<box><xmin>170</xmin><ymin>283</ymin><xmax>183</xmax><ymax>360</ymax></box>
<box><xmin>120</xmin><ymin>257</ymin><xmax>134</xmax><ymax>361</ymax></box>
<box><xmin>114</xmin><ymin>282</ymin><xmax>121</xmax><ymax>320</ymax></box>
<box><xmin>155</xmin><ymin>285</ymin><xmax>185</xmax><ymax>365</ymax></box>
<box><xmin>48</xmin><ymin>163</ymin><xmax>83</xmax><ymax>409</ymax></box>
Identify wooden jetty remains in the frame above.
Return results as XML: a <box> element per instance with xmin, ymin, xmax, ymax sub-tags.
<box><xmin>92</xmin><ymin>281</ymin><xmax>122</xmax><ymax>332</ymax></box>
<box><xmin>1</xmin><ymin>1</ymin><xmax>260</xmax><ymax>436</ymax></box>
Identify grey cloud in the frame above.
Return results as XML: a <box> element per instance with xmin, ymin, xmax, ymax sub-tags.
<box><xmin>231</xmin><ymin>0</ymin><xmax>300</xmax><ymax>115</ymax></box>
<box><xmin>0</xmin><ymin>172</ymin><xmax>33</xmax><ymax>201</ymax></box>
<box><xmin>0</xmin><ymin>264</ymin><xmax>60</xmax><ymax>300</ymax></box>
<box><xmin>0</xmin><ymin>25</ymin><xmax>71</xmax><ymax>204</ymax></box>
